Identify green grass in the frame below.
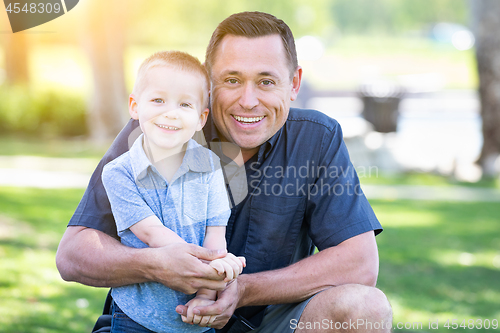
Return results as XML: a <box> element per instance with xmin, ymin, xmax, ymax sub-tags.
<box><xmin>0</xmin><ymin>187</ymin><xmax>108</xmax><ymax>333</ymax></box>
<box><xmin>373</xmin><ymin>200</ymin><xmax>500</xmax><ymax>332</ymax></box>
<box><xmin>1</xmin><ymin>186</ymin><xmax>499</xmax><ymax>332</ymax></box>
<box><xmin>360</xmin><ymin>171</ymin><xmax>500</xmax><ymax>189</ymax></box>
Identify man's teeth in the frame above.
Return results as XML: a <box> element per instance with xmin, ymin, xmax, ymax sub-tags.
<box><xmin>157</xmin><ymin>124</ymin><xmax>179</xmax><ymax>130</ymax></box>
<box><xmin>233</xmin><ymin>115</ymin><xmax>265</xmax><ymax>123</ymax></box>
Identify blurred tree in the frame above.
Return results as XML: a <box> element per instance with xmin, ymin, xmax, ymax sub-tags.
<box><xmin>472</xmin><ymin>0</ymin><xmax>500</xmax><ymax>177</ymax></box>
<box><xmin>330</xmin><ymin>0</ymin><xmax>468</xmax><ymax>34</ymax></box>
<box><xmin>4</xmin><ymin>34</ymin><xmax>29</xmax><ymax>85</ymax></box>
<box><xmin>77</xmin><ymin>0</ymin><xmax>331</xmax><ymax>142</ymax></box>
<box><xmin>128</xmin><ymin>0</ymin><xmax>330</xmax><ymax>48</ymax></box>
<box><xmin>1</xmin><ymin>13</ymin><xmax>29</xmax><ymax>86</ymax></box>
<box><xmin>82</xmin><ymin>0</ymin><xmax>129</xmax><ymax>142</ymax></box>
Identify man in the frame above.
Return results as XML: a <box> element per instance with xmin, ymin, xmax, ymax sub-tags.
<box><xmin>56</xmin><ymin>11</ymin><xmax>392</xmax><ymax>333</ymax></box>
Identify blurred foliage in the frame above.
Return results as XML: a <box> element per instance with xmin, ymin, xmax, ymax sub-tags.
<box><xmin>30</xmin><ymin>0</ymin><xmax>470</xmax><ymax>47</ymax></box>
<box><xmin>330</xmin><ymin>0</ymin><xmax>469</xmax><ymax>34</ymax></box>
<box><xmin>0</xmin><ymin>86</ymin><xmax>87</xmax><ymax>137</ymax></box>
<box><xmin>124</xmin><ymin>0</ymin><xmax>332</xmax><ymax>48</ymax></box>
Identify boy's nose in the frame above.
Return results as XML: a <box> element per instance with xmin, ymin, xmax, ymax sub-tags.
<box><xmin>163</xmin><ymin>107</ymin><xmax>180</xmax><ymax>119</ymax></box>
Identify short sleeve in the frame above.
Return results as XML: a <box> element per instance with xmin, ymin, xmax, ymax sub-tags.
<box><xmin>206</xmin><ymin>160</ymin><xmax>231</xmax><ymax>227</ymax></box>
<box><xmin>67</xmin><ymin>119</ymin><xmax>141</xmax><ymax>239</ymax></box>
<box><xmin>306</xmin><ymin>122</ymin><xmax>382</xmax><ymax>250</ymax></box>
<box><xmin>102</xmin><ymin>160</ymin><xmax>156</xmax><ymax>233</ymax></box>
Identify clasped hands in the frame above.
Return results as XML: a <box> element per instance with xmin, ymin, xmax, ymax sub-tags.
<box><xmin>179</xmin><ymin>253</ymin><xmax>245</xmax><ymax>327</ymax></box>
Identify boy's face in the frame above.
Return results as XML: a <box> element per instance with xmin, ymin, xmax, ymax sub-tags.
<box><xmin>129</xmin><ymin>66</ymin><xmax>209</xmax><ymax>154</ymax></box>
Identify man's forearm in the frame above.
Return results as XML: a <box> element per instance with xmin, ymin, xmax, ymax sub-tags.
<box><xmin>56</xmin><ymin>226</ymin><xmax>228</xmax><ymax>293</ymax></box>
<box><xmin>56</xmin><ymin>226</ymin><xmax>153</xmax><ymax>287</ymax></box>
<box><xmin>237</xmin><ymin>231</ymin><xmax>379</xmax><ymax>308</ymax></box>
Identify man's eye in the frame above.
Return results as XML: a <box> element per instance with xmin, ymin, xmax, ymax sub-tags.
<box><xmin>226</xmin><ymin>78</ymin><xmax>239</xmax><ymax>84</ymax></box>
<box><xmin>261</xmin><ymin>80</ymin><xmax>274</xmax><ymax>86</ymax></box>
<box><xmin>153</xmin><ymin>98</ymin><xmax>164</xmax><ymax>103</ymax></box>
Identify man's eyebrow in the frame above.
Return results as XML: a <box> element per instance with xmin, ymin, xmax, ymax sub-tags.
<box><xmin>223</xmin><ymin>70</ymin><xmax>279</xmax><ymax>78</ymax></box>
<box><xmin>258</xmin><ymin>71</ymin><xmax>279</xmax><ymax>78</ymax></box>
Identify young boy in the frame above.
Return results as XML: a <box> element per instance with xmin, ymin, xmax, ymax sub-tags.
<box><xmin>102</xmin><ymin>51</ymin><xmax>245</xmax><ymax>333</ymax></box>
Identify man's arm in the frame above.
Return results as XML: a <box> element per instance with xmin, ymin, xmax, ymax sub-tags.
<box><xmin>178</xmin><ymin>231</ymin><xmax>378</xmax><ymax>327</ymax></box>
<box><xmin>238</xmin><ymin>231</ymin><xmax>378</xmax><ymax>307</ymax></box>
<box><xmin>56</xmin><ymin>226</ymin><xmax>227</xmax><ymax>294</ymax></box>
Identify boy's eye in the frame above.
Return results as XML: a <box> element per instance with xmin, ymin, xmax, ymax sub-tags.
<box><xmin>152</xmin><ymin>98</ymin><xmax>164</xmax><ymax>103</ymax></box>
<box><xmin>181</xmin><ymin>102</ymin><xmax>192</xmax><ymax>108</ymax></box>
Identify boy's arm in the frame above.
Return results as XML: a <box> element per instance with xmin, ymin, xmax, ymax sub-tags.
<box><xmin>196</xmin><ymin>226</ymin><xmax>245</xmax><ymax>298</ymax></box>
<box><xmin>196</xmin><ymin>226</ymin><xmax>228</xmax><ymax>300</ymax></box>
<box><xmin>130</xmin><ymin>215</ymin><xmax>186</xmax><ymax>248</ymax></box>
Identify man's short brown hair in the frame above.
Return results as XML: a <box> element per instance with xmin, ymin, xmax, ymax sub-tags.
<box><xmin>205</xmin><ymin>11</ymin><xmax>298</xmax><ymax>79</ymax></box>
<box><xmin>133</xmin><ymin>50</ymin><xmax>210</xmax><ymax>108</ymax></box>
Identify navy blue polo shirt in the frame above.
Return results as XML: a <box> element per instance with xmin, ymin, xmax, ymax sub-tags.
<box><xmin>68</xmin><ymin>108</ymin><xmax>382</xmax><ymax>327</ymax></box>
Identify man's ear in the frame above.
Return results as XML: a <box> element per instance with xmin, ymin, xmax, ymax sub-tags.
<box><xmin>290</xmin><ymin>66</ymin><xmax>303</xmax><ymax>102</ymax></box>
<box><xmin>129</xmin><ymin>94</ymin><xmax>139</xmax><ymax>120</ymax></box>
<box><xmin>196</xmin><ymin>108</ymin><xmax>210</xmax><ymax>131</ymax></box>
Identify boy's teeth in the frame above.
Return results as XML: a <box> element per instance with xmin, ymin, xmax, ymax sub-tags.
<box><xmin>233</xmin><ymin>115</ymin><xmax>265</xmax><ymax>123</ymax></box>
<box><xmin>157</xmin><ymin>124</ymin><xmax>179</xmax><ymax>130</ymax></box>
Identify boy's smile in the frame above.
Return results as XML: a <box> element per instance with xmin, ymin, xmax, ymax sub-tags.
<box><xmin>128</xmin><ymin>65</ymin><xmax>208</xmax><ymax>161</ymax></box>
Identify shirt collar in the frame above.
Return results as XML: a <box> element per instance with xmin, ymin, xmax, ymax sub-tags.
<box><xmin>129</xmin><ymin>134</ymin><xmax>214</xmax><ymax>182</ymax></box>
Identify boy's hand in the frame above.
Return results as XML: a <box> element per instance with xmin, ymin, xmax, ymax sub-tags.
<box><xmin>209</xmin><ymin>254</ymin><xmax>246</xmax><ymax>282</ymax></box>
<box><xmin>181</xmin><ymin>296</ymin><xmax>217</xmax><ymax>327</ymax></box>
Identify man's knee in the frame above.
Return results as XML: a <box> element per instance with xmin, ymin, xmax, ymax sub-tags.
<box><xmin>304</xmin><ymin>284</ymin><xmax>392</xmax><ymax>324</ymax></box>
<box><xmin>331</xmin><ymin>284</ymin><xmax>391</xmax><ymax>318</ymax></box>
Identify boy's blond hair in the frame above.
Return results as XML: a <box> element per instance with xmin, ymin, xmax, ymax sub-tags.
<box><xmin>133</xmin><ymin>51</ymin><xmax>210</xmax><ymax>109</ymax></box>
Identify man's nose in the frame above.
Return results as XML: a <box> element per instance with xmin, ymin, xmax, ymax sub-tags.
<box><xmin>238</xmin><ymin>83</ymin><xmax>259</xmax><ymax>110</ymax></box>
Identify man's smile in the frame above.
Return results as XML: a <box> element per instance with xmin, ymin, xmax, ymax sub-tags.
<box><xmin>231</xmin><ymin>115</ymin><xmax>266</xmax><ymax>124</ymax></box>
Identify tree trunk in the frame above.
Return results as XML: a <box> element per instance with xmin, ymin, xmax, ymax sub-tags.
<box><xmin>472</xmin><ymin>0</ymin><xmax>500</xmax><ymax>177</ymax></box>
<box><xmin>3</xmin><ymin>28</ymin><xmax>29</xmax><ymax>86</ymax></box>
<box><xmin>83</xmin><ymin>0</ymin><xmax>128</xmax><ymax>142</ymax></box>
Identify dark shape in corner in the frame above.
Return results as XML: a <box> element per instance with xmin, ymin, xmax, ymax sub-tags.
<box><xmin>3</xmin><ymin>0</ymin><xmax>79</xmax><ymax>33</ymax></box>
<box><xmin>64</xmin><ymin>0</ymin><xmax>79</xmax><ymax>12</ymax></box>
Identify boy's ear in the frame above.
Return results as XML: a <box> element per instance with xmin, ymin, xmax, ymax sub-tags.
<box><xmin>196</xmin><ymin>108</ymin><xmax>210</xmax><ymax>131</ymax></box>
<box><xmin>129</xmin><ymin>94</ymin><xmax>139</xmax><ymax>120</ymax></box>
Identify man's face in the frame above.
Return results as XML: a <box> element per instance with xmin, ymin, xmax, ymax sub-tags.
<box><xmin>210</xmin><ymin>34</ymin><xmax>301</xmax><ymax>154</ymax></box>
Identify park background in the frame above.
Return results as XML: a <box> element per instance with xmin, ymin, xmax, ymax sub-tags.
<box><xmin>1</xmin><ymin>0</ymin><xmax>499</xmax><ymax>332</ymax></box>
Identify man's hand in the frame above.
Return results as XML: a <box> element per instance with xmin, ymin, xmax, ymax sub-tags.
<box><xmin>149</xmin><ymin>242</ymin><xmax>228</xmax><ymax>294</ymax></box>
<box><xmin>176</xmin><ymin>278</ymin><xmax>244</xmax><ymax>329</ymax></box>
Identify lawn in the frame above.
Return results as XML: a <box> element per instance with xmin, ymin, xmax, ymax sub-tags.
<box><xmin>0</xmin><ymin>186</ymin><xmax>499</xmax><ymax>332</ymax></box>
<box><xmin>374</xmin><ymin>200</ymin><xmax>500</xmax><ymax>332</ymax></box>
<box><xmin>0</xmin><ymin>187</ymin><xmax>108</xmax><ymax>333</ymax></box>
